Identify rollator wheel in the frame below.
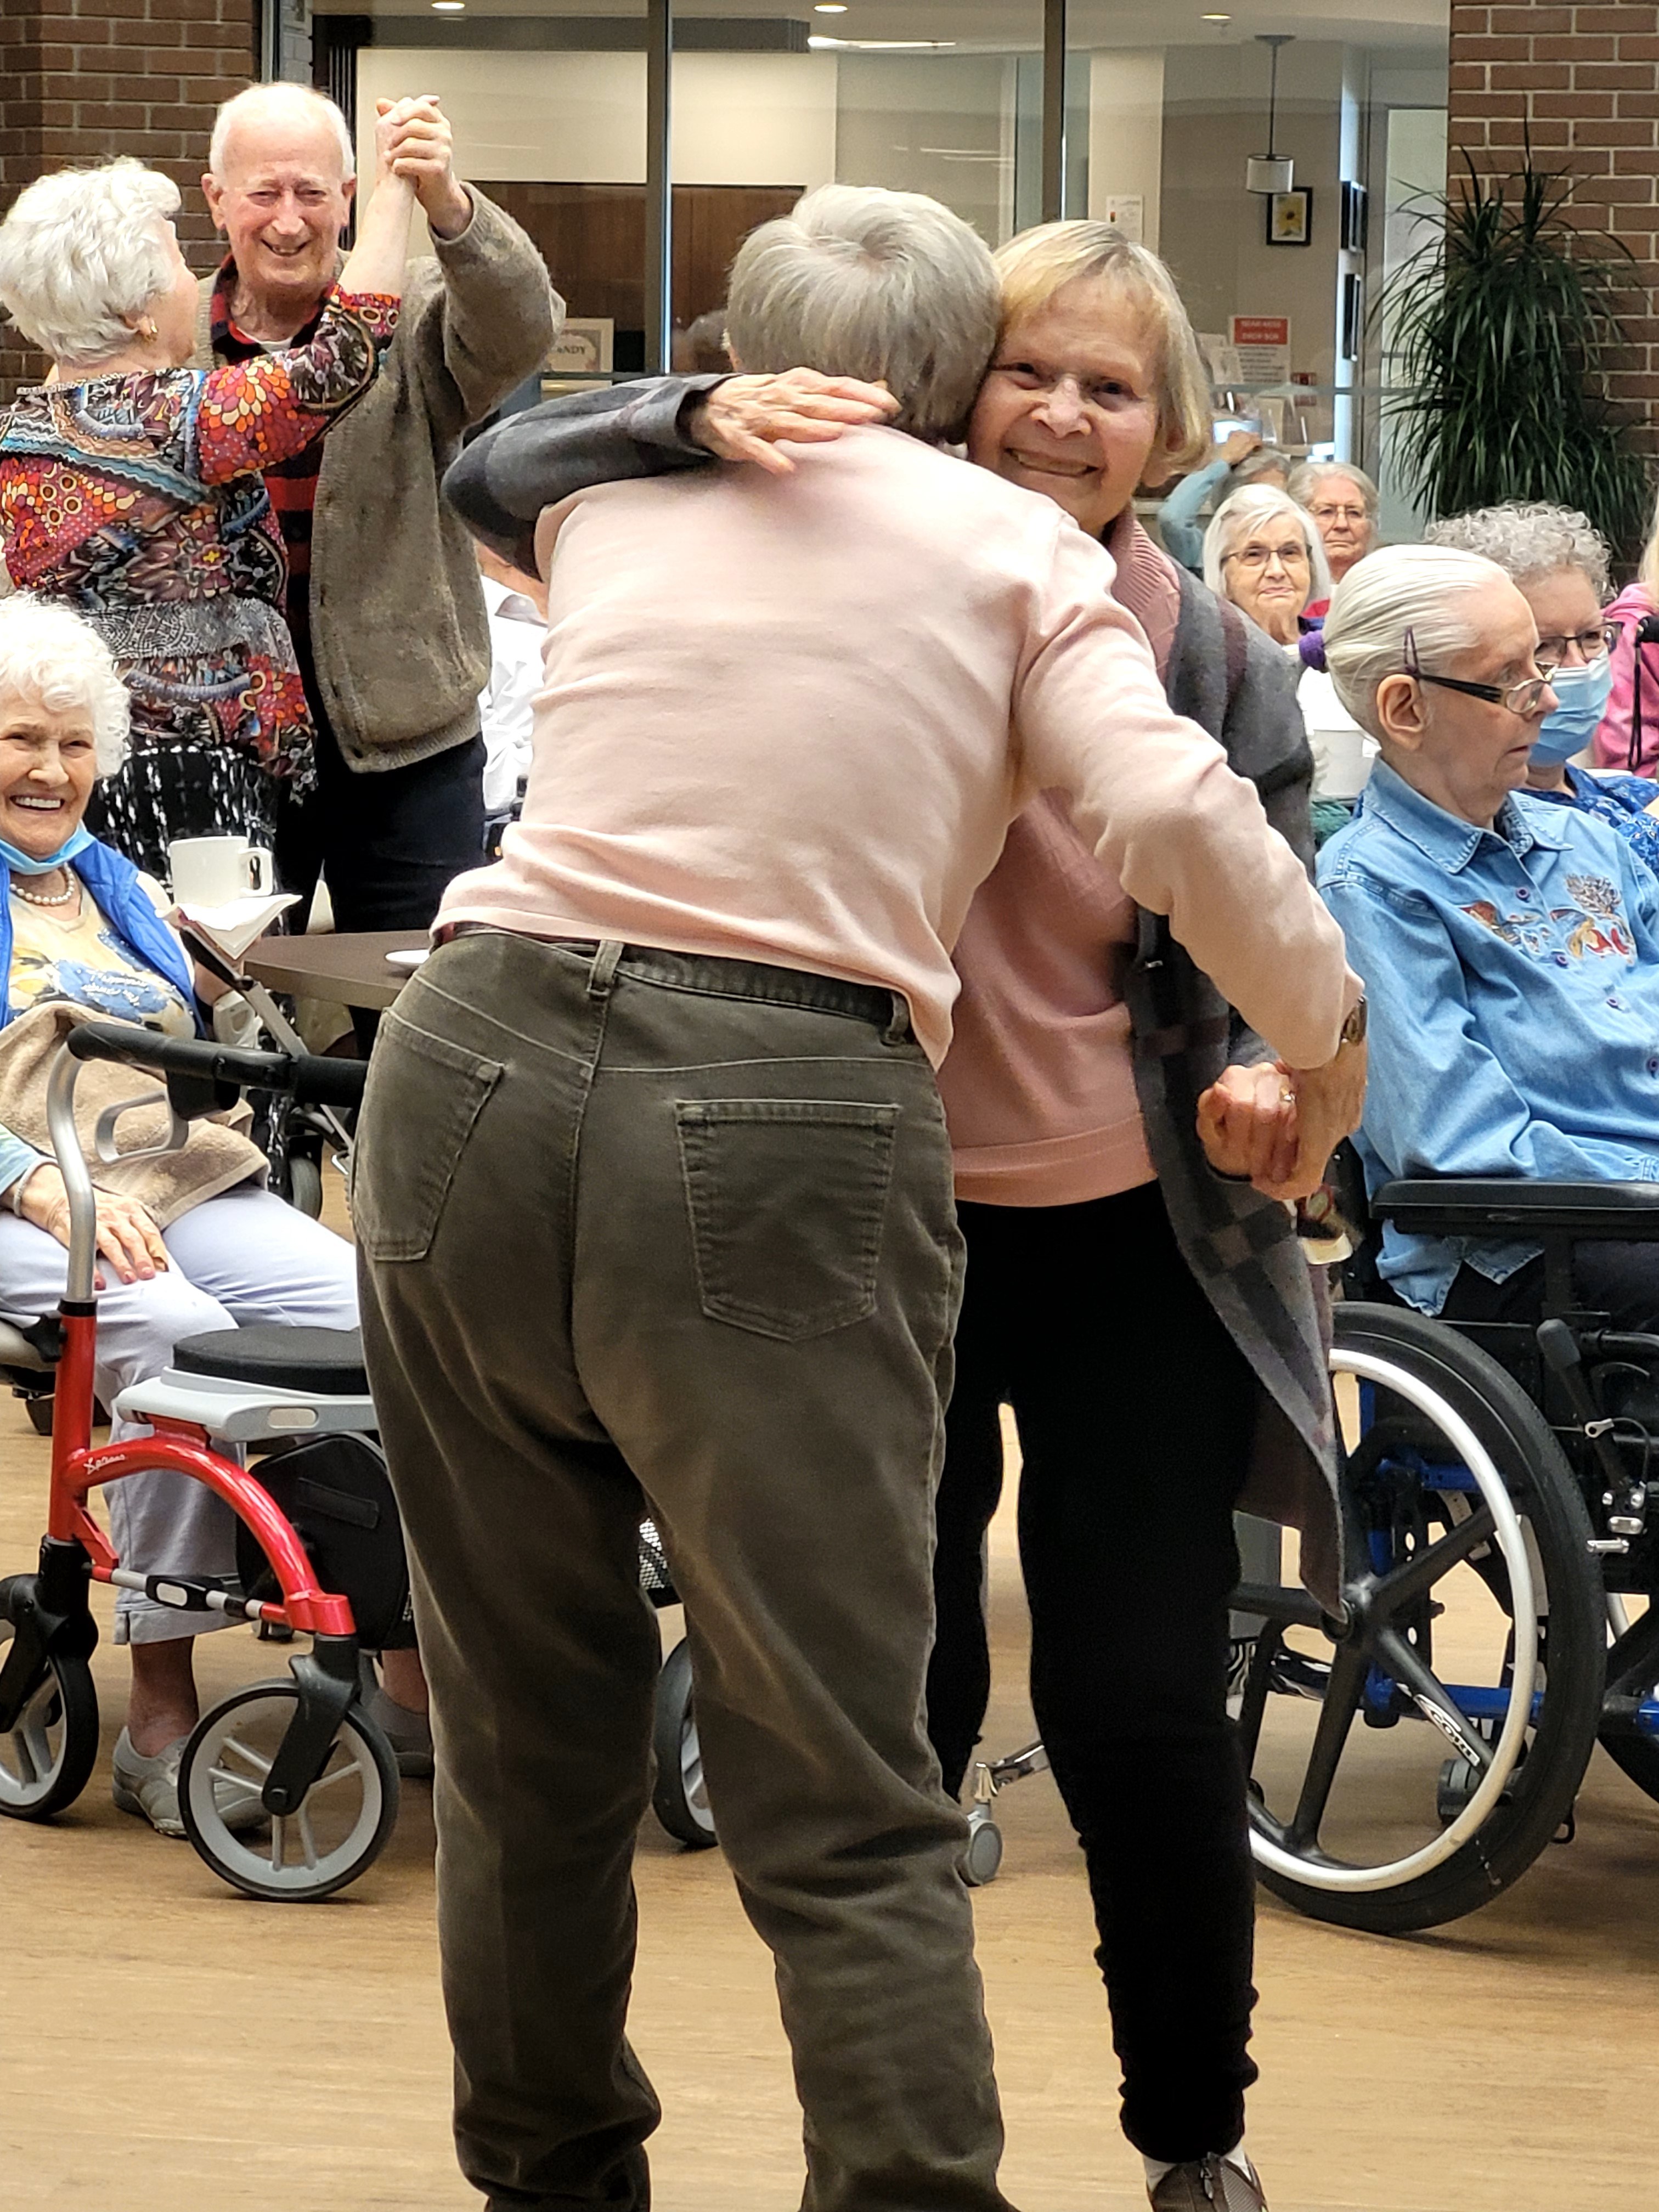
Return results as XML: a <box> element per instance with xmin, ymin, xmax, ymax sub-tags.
<box><xmin>651</xmin><ymin>1638</ymin><xmax>718</xmax><ymax>1849</ymax></box>
<box><xmin>961</xmin><ymin>1807</ymin><xmax>1003</xmax><ymax>1888</ymax></box>
<box><xmin>1239</xmin><ymin>1304</ymin><xmax>1604</xmax><ymax>1934</ymax></box>
<box><xmin>284</xmin><ymin>1152</ymin><xmax>324</xmax><ymax>1221</ymax></box>
<box><xmin>0</xmin><ymin>1613</ymin><xmax>99</xmax><ymax>1820</ymax></box>
<box><xmin>179</xmin><ymin>1680</ymin><xmax>399</xmax><ymax>1901</ymax></box>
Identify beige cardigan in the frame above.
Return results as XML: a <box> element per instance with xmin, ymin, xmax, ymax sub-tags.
<box><xmin>194</xmin><ymin>188</ymin><xmax>562</xmax><ymax>774</ymax></box>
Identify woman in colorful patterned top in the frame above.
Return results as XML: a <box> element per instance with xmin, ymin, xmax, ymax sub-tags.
<box><xmin>1426</xmin><ymin>503</ymin><xmax>1659</xmax><ymax>878</ymax></box>
<box><xmin>0</xmin><ymin>146</ymin><xmax>416</xmax><ymax>881</ymax></box>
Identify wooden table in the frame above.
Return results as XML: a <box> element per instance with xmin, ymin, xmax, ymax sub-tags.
<box><xmin>242</xmin><ymin>930</ymin><xmax>428</xmax><ymax>1012</ymax></box>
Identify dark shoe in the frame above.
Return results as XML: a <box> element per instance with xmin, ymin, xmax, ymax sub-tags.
<box><xmin>1148</xmin><ymin>2153</ymin><xmax>1269</xmax><ymax>2211</ymax></box>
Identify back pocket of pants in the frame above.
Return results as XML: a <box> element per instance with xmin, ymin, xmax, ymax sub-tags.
<box><xmin>352</xmin><ymin>1013</ymin><xmax>504</xmax><ymax>1262</ymax></box>
<box><xmin>675</xmin><ymin>1099</ymin><xmax>900</xmax><ymax>1341</ymax></box>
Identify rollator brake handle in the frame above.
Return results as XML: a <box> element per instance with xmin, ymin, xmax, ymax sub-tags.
<box><xmin>66</xmin><ymin>1023</ymin><xmax>366</xmax><ymax>1114</ymax></box>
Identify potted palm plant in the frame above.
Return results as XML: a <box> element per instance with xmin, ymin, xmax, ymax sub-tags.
<box><xmin>1383</xmin><ymin>147</ymin><xmax>1651</xmax><ymax>560</ymax></box>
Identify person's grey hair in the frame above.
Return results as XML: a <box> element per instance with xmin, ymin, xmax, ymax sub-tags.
<box><xmin>1201</xmin><ymin>484</ymin><xmax>1331</xmax><ymax>603</ymax></box>
<box><xmin>209</xmin><ymin>84</ymin><xmax>356</xmax><ymax>183</ymax></box>
<box><xmin>1288</xmin><ymin>459</ymin><xmax>1380</xmax><ymax>519</ymax></box>
<box><xmin>0</xmin><ymin>159</ymin><xmax>180</xmax><ymax>370</ymax></box>
<box><xmin>1234</xmin><ymin>449</ymin><xmax>1290</xmax><ymax>488</ymax></box>
<box><xmin>1323</xmin><ymin>544</ymin><xmax>1504</xmax><ymax>739</ymax></box>
<box><xmin>0</xmin><ymin>596</ymin><xmax>130</xmax><ymax>777</ymax></box>
<box><xmin>1424</xmin><ymin>500</ymin><xmax>1610</xmax><ymax>602</ymax></box>
<box><xmin>725</xmin><ymin>183</ymin><xmax>1001</xmax><ymax>442</ymax></box>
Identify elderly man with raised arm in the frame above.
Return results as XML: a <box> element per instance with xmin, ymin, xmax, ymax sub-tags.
<box><xmin>194</xmin><ymin>83</ymin><xmax>559</xmax><ymax>941</ymax></box>
<box><xmin>355</xmin><ymin>185</ymin><xmax>1363</xmax><ymax>2212</ymax></box>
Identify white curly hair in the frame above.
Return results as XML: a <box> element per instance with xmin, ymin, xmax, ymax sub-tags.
<box><xmin>0</xmin><ymin>596</ymin><xmax>131</xmax><ymax>777</ymax></box>
<box><xmin>0</xmin><ymin>159</ymin><xmax>181</xmax><ymax>370</ymax></box>
<box><xmin>1424</xmin><ymin>501</ymin><xmax>1610</xmax><ymax>601</ymax></box>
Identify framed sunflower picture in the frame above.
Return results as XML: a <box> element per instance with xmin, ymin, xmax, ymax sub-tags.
<box><xmin>1267</xmin><ymin>186</ymin><xmax>1312</xmax><ymax>247</ymax></box>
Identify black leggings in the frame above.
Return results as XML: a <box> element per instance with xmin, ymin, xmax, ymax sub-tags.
<box><xmin>927</xmin><ymin>1181</ymin><xmax>1261</xmax><ymax>2165</ymax></box>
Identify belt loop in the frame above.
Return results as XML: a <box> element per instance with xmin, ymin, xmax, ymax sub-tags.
<box><xmin>587</xmin><ymin>939</ymin><xmax>625</xmax><ymax>1001</ymax></box>
<box><xmin>881</xmin><ymin>992</ymin><xmax>911</xmax><ymax>1047</ymax></box>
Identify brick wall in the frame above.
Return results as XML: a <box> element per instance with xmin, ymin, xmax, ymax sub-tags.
<box><xmin>0</xmin><ymin>0</ymin><xmax>257</xmax><ymax>400</ymax></box>
<box><xmin>1448</xmin><ymin>0</ymin><xmax>1659</xmax><ymax>456</ymax></box>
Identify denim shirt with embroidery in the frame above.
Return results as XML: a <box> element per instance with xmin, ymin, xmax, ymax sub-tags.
<box><xmin>1317</xmin><ymin>758</ymin><xmax>1659</xmax><ymax>1313</ymax></box>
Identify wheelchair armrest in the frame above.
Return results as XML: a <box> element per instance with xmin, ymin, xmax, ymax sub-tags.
<box><xmin>1373</xmin><ymin>1178</ymin><xmax>1659</xmax><ymax>1239</ymax></box>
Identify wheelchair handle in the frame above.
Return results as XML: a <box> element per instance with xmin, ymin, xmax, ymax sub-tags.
<box><xmin>65</xmin><ymin>1023</ymin><xmax>367</xmax><ymax>1111</ymax></box>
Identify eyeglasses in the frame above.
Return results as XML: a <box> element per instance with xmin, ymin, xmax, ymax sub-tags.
<box><xmin>1401</xmin><ymin>628</ymin><xmax>1558</xmax><ymax>716</ymax></box>
<box><xmin>1311</xmin><ymin>503</ymin><xmax>1368</xmax><ymax>526</ymax></box>
<box><xmin>1532</xmin><ymin>623</ymin><xmax>1618</xmax><ymax>667</ymax></box>
<box><xmin>1223</xmin><ymin>540</ymin><xmax>1311</xmax><ymax>573</ymax></box>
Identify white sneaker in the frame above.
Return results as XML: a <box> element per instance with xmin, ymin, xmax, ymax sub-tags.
<box><xmin>111</xmin><ymin>1728</ymin><xmax>267</xmax><ymax>1840</ymax></box>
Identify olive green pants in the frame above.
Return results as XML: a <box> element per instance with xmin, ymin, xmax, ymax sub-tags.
<box><xmin>354</xmin><ymin>930</ymin><xmax>1014</xmax><ymax>2212</ymax></box>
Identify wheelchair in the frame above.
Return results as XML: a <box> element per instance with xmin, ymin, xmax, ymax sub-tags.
<box><xmin>953</xmin><ymin>1172</ymin><xmax>1659</xmax><ymax>1930</ymax></box>
<box><xmin>1234</xmin><ymin>1172</ymin><xmax>1659</xmax><ymax>1933</ymax></box>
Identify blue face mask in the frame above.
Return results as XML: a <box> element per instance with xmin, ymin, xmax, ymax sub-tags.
<box><xmin>0</xmin><ymin>824</ymin><xmax>95</xmax><ymax>878</ymax></box>
<box><xmin>1531</xmin><ymin>653</ymin><xmax>1614</xmax><ymax>766</ymax></box>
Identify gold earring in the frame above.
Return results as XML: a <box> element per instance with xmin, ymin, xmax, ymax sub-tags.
<box><xmin>137</xmin><ymin>317</ymin><xmax>157</xmax><ymax>343</ymax></box>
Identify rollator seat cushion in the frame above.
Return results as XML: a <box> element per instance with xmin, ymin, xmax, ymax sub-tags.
<box><xmin>171</xmin><ymin>1325</ymin><xmax>369</xmax><ymax>1398</ymax></box>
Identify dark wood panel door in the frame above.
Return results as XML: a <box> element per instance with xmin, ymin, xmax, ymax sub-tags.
<box><xmin>477</xmin><ymin>180</ymin><xmax>802</xmax><ymax>368</ymax></box>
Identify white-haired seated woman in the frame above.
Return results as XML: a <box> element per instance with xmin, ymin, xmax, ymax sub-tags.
<box><xmin>1424</xmin><ymin>501</ymin><xmax>1659</xmax><ymax>874</ymax></box>
<box><xmin>1287</xmin><ymin>459</ymin><xmax>1380</xmax><ymax>614</ymax></box>
<box><xmin>0</xmin><ymin>148</ymin><xmax>415</xmax><ymax>882</ymax></box>
<box><xmin>0</xmin><ymin>595</ymin><xmax>371</xmax><ymax>1837</ymax></box>
<box><xmin>1204</xmin><ymin>484</ymin><xmax>1371</xmax><ymax>838</ymax></box>
<box><xmin>1319</xmin><ymin>544</ymin><xmax>1659</xmax><ymax>1329</ymax></box>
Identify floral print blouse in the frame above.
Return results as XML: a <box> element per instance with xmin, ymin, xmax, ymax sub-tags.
<box><xmin>0</xmin><ymin>289</ymin><xmax>399</xmax><ymax>787</ymax></box>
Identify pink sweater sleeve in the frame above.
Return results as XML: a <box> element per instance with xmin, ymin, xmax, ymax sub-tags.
<box><xmin>1594</xmin><ymin>588</ymin><xmax>1658</xmax><ymax>774</ymax></box>
<box><xmin>1013</xmin><ymin>515</ymin><xmax>1358</xmax><ymax>1070</ymax></box>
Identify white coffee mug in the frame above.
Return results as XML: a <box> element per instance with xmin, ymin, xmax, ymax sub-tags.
<box><xmin>168</xmin><ymin>835</ymin><xmax>274</xmax><ymax>907</ymax></box>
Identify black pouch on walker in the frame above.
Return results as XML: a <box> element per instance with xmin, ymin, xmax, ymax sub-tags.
<box><xmin>235</xmin><ymin>1435</ymin><xmax>415</xmax><ymax>1650</ymax></box>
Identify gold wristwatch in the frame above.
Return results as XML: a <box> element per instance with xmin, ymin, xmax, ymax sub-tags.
<box><xmin>1340</xmin><ymin>994</ymin><xmax>1368</xmax><ymax>1048</ymax></box>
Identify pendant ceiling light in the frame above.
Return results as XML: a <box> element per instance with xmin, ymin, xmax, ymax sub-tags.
<box><xmin>1245</xmin><ymin>36</ymin><xmax>1294</xmax><ymax>195</ymax></box>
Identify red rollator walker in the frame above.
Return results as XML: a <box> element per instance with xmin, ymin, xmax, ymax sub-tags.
<box><xmin>0</xmin><ymin>1020</ymin><xmax>405</xmax><ymax>1901</ymax></box>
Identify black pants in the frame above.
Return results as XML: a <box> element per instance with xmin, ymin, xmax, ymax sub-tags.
<box><xmin>274</xmin><ymin>719</ymin><xmax>486</xmax><ymax>935</ymax></box>
<box><xmin>275</xmin><ymin>719</ymin><xmax>485</xmax><ymax>1047</ymax></box>
<box><xmin>1444</xmin><ymin>1242</ymin><xmax>1659</xmax><ymax>1330</ymax></box>
<box><xmin>926</xmin><ymin>1182</ymin><xmax>1260</xmax><ymax>2165</ymax></box>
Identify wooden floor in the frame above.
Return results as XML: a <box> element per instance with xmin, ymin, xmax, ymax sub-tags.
<box><xmin>4</xmin><ymin>1201</ymin><xmax>1658</xmax><ymax>2209</ymax></box>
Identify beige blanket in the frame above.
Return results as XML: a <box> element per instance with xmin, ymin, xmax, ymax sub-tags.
<box><xmin>0</xmin><ymin>1002</ymin><xmax>267</xmax><ymax>1228</ymax></box>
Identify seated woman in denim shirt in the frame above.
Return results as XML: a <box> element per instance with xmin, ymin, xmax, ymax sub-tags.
<box><xmin>1425</xmin><ymin>503</ymin><xmax>1659</xmax><ymax>877</ymax></box>
<box><xmin>1318</xmin><ymin>543</ymin><xmax>1659</xmax><ymax>1330</ymax></box>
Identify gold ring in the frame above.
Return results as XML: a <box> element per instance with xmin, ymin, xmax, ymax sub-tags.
<box><xmin>1279</xmin><ymin>1088</ymin><xmax>1296</xmax><ymax>1106</ymax></box>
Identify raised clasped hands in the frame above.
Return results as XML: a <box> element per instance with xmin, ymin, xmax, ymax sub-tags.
<box><xmin>374</xmin><ymin>95</ymin><xmax>471</xmax><ymax>237</ymax></box>
<box><xmin>691</xmin><ymin>369</ymin><xmax>901</xmax><ymax>476</ymax></box>
<box><xmin>1197</xmin><ymin>1039</ymin><xmax>1368</xmax><ymax>1205</ymax></box>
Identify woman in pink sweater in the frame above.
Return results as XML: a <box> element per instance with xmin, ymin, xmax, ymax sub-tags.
<box><xmin>451</xmin><ymin>218</ymin><xmax>1352</xmax><ymax>2212</ymax></box>
<box><xmin>1593</xmin><ymin>491</ymin><xmax>1659</xmax><ymax>774</ymax></box>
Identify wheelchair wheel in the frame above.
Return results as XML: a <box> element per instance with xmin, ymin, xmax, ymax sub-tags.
<box><xmin>179</xmin><ymin>1681</ymin><xmax>399</xmax><ymax>1901</ymax></box>
<box><xmin>0</xmin><ymin>1612</ymin><xmax>98</xmax><ymax>1820</ymax></box>
<box><xmin>652</xmin><ymin>1638</ymin><xmax>718</xmax><ymax>1849</ymax></box>
<box><xmin>1241</xmin><ymin>1303</ymin><xmax>1605</xmax><ymax>1933</ymax></box>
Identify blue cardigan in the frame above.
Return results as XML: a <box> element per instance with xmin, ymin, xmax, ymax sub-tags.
<box><xmin>0</xmin><ymin>839</ymin><xmax>201</xmax><ymax>1198</ymax></box>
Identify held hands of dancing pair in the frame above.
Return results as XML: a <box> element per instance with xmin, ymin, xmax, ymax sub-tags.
<box><xmin>369</xmin><ymin>93</ymin><xmax>472</xmax><ymax>242</ymax></box>
<box><xmin>1197</xmin><ymin>1036</ymin><xmax>1368</xmax><ymax>1203</ymax></box>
